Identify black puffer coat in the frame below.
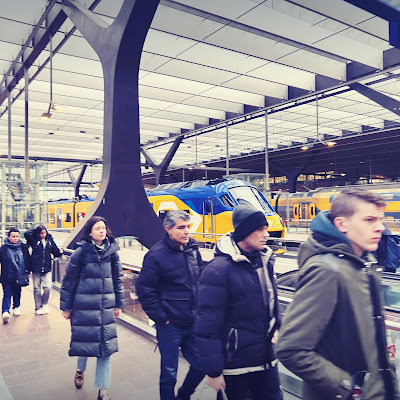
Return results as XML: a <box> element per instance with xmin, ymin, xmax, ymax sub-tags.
<box><xmin>24</xmin><ymin>229</ymin><xmax>62</xmax><ymax>274</ymax></box>
<box><xmin>136</xmin><ymin>234</ymin><xmax>202</xmax><ymax>328</ymax></box>
<box><xmin>0</xmin><ymin>240</ymin><xmax>31</xmax><ymax>283</ymax></box>
<box><xmin>194</xmin><ymin>233</ymin><xmax>280</xmax><ymax>377</ymax></box>
<box><xmin>60</xmin><ymin>238</ymin><xmax>125</xmax><ymax>358</ymax></box>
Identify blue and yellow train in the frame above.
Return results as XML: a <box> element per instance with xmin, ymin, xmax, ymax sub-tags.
<box><xmin>47</xmin><ymin>178</ymin><xmax>285</xmax><ymax>250</ymax></box>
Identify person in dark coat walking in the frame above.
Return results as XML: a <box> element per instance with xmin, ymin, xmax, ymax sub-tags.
<box><xmin>24</xmin><ymin>225</ymin><xmax>63</xmax><ymax>314</ymax></box>
<box><xmin>60</xmin><ymin>216</ymin><xmax>124</xmax><ymax>400</ymax></box>
<box><xmin>0</xmin><ymin>228</ymin><xmax>31</xmax><ymax>322</ymax></box>
<box><xmin>136</xmin><ymin>210</ymin><xmax>205</xmax><ymax>400</ymax></box>
<box><xmin>194</xmin><ymin>205</ymin><xmax>283</xmax><ymax>400</ymax></box>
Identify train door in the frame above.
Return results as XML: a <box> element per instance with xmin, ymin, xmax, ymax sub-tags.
<box><xmin>202</xmin><ymin>199</ymin><xmax>214</xmax><ymax>241</ymax></box>
<box><xmin>293</xmin><ymin>205</ymin><xmax>299</xmax><ymax>220</ymax></box>
<box><xmin>56</xmin><ymin>208</ymin><xmax>62</xmax><ymax>228</ymax></box>
<box><xmin>299</xmin><ymin>202</ymin><xmax>316</xmax><ymax>219</ymax></box>
<box><xmin>310</xmin><ymin>204</ymin><xmax>316</xmax><ymax>219</ymax></box>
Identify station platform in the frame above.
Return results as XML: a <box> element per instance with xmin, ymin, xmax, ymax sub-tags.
<box><xmin>0</xmin><ymin>283</ymin><xmax>218</xmax><ymax>400</ymax></box>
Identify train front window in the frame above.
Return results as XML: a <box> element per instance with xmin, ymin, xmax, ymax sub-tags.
<box><xmin>229</xmin><ymin>186</ymin><xmax>274</xmax><ymax>215</ymax></box>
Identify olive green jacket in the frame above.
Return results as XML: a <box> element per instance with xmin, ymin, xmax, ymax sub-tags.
<box><xmin>276</xmin><ymin>212</ymin><xmax>399</xmax><ymax>400</ymax></box>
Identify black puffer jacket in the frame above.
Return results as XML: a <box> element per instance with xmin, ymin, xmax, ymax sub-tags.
<box><xmin>0</xmin><ymin>240</ymin><xmax>31</xmax><ymax>283</ymax></box>
<box><xmin>136</xmin><ymin>234</ymin><xmax>202</xmax><ymax>328</ymax></box>
<box><xmin>194</xmin><ymin>233</ymin><xmax>280</xmax><ymax>377</ymax></box>
<box><xmin>60</xmin><ymin>238</ymin><xmax>125</xmax><ymax>358</ymax></box>
<box><xmin>24</xmin><ymin>229</ymin><xmax>62</xmax><ymax>274</ymax></box>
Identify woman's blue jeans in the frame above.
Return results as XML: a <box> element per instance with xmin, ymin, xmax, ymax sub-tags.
<box><xmin>156</xmin><ymin>322</ymin><xmax>205</xmax><ymax>400</ymax></box>
<box><xmin>77</xmin><ymin>356</ymin><xmax>111</xmax><ymax>389</ymax></box>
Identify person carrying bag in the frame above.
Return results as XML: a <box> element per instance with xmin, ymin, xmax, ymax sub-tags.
<box><xmin>0</xmin><ymin>228</ymin><xmax>31</xmax><ymax>323</ymax></box>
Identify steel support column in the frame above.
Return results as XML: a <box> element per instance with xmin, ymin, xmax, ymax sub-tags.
<box><xmin>24</xmin><ymin>67</ymin><xmax>29</xmax><ymax>184</ymax></box>
<box><xmin>265</xmin><ymin>111</ymin><xmax>270</xmax><ymax>192</ymax></box>
<box><xmin>67</xmin><ymin>164</ymin><xmax>87</xmax><ymax>200</ymax></box>
<box><xmin>273</xmin><ymin>151</ymin><xmax>319</xmax><ymax>193</ymax></box>
<box><xmin>7</xmin><ymin>88</ymin><xmax>11</xmax><ymax>160</ymax></box>
<box><xmin>62</xmin><ymin>0</ymin><xmax>162</xmax><ymax>249</ymax></box>
<box><xmin>226</xmin><ymin>123</ymin><xmax>229</xmax><ymax>176</ymax></box>
<box><xmin>141</xmin><ymin>136</ymin><xmax>183</xmax><ymax>185</ymax></box>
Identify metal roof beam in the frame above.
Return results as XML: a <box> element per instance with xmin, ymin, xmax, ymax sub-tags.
<box><xmin>349</xmin><ymin>82</ymin><xmax>400</xmax><ymax>116</ymax></box>
<box><xmin>344</xmin><ymin>0</ymin><xmax>400</xmax><ymax>48</ymax></box>
<box><xmin>0</xmin><ymin>1</ymin><xmax>67</xmax><ymax>106</ymax></box>
<box><xmin>344</xmin><ymin>0</ymin><xmax>400</xmax><ymax>22</ymax></box>
<box><xmin>160</xmin><ymin>0</ymin><xmax>347</xmax><ymax>63</ymax></box>
<box><xmin>0</xmin><ymin>155</ymin><xmax>102</xmax><ymax>163</ymax></box>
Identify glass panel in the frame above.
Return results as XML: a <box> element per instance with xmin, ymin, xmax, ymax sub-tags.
<box><xmin>229</xmin><ymin>186</ymin><xmax>275</xmax><ymax>215</ymax></box>
<box><xmin>0</xmin><ymin>160</ymin><xmax>48</xmax><ymax>238</ymax></box>
<box><xmin>382</xmin><ymin>276</ymin><xmax>400</xmax><ymax>310</ymax></box>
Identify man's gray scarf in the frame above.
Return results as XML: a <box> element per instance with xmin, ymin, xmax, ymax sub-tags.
<box><xmin>5</xmin><ymin>240</ymin><xmax>25</xmax><ymax>273</ymax></box>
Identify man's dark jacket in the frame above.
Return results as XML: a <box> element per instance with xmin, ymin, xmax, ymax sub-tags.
<box><xmin>136</xmin><ymin>233</ymin><xmax>202</xmax><ymax>328</ymax></box>
<box><xmin>194</xmin><ymin>233</ymin><xmax>280</xmax><ymax>377</ymax></box>
<box><xmin>60</xmin><ymin>238</ymin><xmax>125</xmax><ymax>358</ymax></box>
<box><xmin>0</xmin><ymin>240</ymin><xmax>31</xmax><ymax>283</ymax></box>
<box><xmin>24</xmin><ymin>228</ymin><xmax>62</xmax><ymax>274</ymax></box>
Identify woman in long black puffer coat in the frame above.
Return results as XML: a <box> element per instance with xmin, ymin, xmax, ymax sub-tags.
<box><xmin>60</xmin><ymin>216</ymin><xmax>124</xmax><ymax>400</ymax></box>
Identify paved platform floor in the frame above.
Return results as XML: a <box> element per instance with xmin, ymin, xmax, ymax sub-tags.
<box><xmin>0</xmin><ymin>283</ymin><xmax>216</xmax><ymax>400</ymax></box>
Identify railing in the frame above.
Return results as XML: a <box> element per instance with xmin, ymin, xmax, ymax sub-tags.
<box><xmin>285</xmin><ymin>218</ymin><xmax>400</xmax><ymax>235</ymax></box>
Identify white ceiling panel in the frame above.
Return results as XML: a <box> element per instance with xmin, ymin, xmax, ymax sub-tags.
<box><xmin>0</xmin><ymin>0</ymin><xmax>398</xmax><ymax>179</ymax></box>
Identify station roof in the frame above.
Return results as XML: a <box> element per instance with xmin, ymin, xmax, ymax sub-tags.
<box><xmin>0</xmin><ymin>0</ymin><xmax>400</xmax><ymax>185</ymax></box>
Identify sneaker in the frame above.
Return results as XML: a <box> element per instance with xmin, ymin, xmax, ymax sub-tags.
<box><xmin>74</xmin><ymin>371</ymin><xmax>84</xmax><ymax>389</ymax></box>
<box><xmin>2</xmin><ymin>312</ymin><xmax>10</xmax><ymax>323</ymax></box>
<box><xmin>42</xmin><ymin>304</ymin><xmax>50</xmax><ymax>314</ymax></box>
<box><xmin>97</xmin><ymin>389</ymin><xmax>111</xmax><ymax>400</ymax></box>
<box><xmin>13</xmin><ymin>307</ymin><xmax>21</xmax><ymax>316</ymax></box>
<box><xmin>35</xmin><ymin>308</ymin><xmax>44</xmax><ymax>315</ymax></box>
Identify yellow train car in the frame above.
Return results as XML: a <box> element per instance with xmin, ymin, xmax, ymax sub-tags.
<box><xmin>47</xmin><ymin>199</ymin><xmax>93</xmax><ymax>229</ymax></box>
<box><xmin>269</xmin><ymin>183</ymin><xmax>400</xmax><ymax>226</ymax></box>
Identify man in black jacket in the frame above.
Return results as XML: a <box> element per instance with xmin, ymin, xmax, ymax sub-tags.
<box><xmin>136</xmin><ymin>210</ymin><xmax>204</xmax><ymax>400</ymax></box>
<box><xmin>194</xmin><ymin>205</ymin><xmax>283</xmax><ymax>400</ymax></box>
<box><xmin>0</xmin><ymin>228</ymin><xmax>31</xmax><ymax>322</ymax></box>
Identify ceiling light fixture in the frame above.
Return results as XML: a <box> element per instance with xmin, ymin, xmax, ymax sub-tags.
<box><xmin>40</xmin><ymin>112</ymin><xmax>52</xmax><ymax>121</ymax></box>
<box><xmin>51</xmin><ymin>103</ymin><xmax>64</xmax><ymax>112</ymax></box>
<box><xmin>300</xmin><ymin>96</ymin><xmax>338</xmax><ymax>150</ymax></box>
<box><xmin>39</xmin><ymin>34</ymin><xmax>64</xmax><ymax>121</ymax></box>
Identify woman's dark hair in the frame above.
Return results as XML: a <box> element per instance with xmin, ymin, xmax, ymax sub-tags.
<box><xmin>7</xmin><ymin>227</ymin><xmax>19</xmax><ymax>237</ymax></box>
<box><xmin>81</xmin><ymin>216</ymin><xmax>112</xmax><ymax>243</ymax></box>
<box><xmin>33</xmin><ymin>225</ymin><xmax>47</xmax><ymax>239</ymax></box>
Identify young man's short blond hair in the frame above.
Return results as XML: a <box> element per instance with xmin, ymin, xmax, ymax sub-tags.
<box><xmin>329</xmin><ymin>188</ymin><xmax>386</xmax><ymax>220</ymax></box>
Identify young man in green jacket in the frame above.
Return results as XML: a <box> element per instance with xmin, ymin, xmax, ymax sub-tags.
<box><xmin>277</xmin><ymin>188</ymin><xmax>399</xmax><ymax>400</ymax></box>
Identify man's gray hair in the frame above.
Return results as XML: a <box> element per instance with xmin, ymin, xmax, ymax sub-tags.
<box><xmin>163</xmin><ymin>210</ymin><xmax>191</xmax><ymax>228</ymax></box>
